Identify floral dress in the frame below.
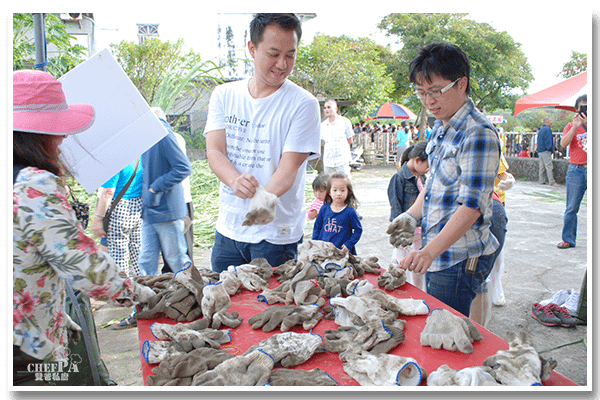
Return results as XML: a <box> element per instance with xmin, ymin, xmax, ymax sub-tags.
<box><xmin>13</xmin><ymin>167</ymin><xmax>135</xmax><ymax>362</ymax></box>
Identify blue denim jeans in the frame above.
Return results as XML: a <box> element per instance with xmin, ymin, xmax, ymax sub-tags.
<box><xmin>211</xmin><ymin>230</ymin><xmax>300</xmax><ymax>273</ymax></box>
<box><xmin>425</xmin><ymin>252</ymin><xmax>496</xmax><ymax>317</ymax></box>
<box><xmin>138</xmin><ymin>218</ymin><xmax>191</xmax><ymax>275</ymax></box>
<box><xmin>562</xmin><ymin>164</ymin><xmax>587</xmax><ymax>246</ymax></box>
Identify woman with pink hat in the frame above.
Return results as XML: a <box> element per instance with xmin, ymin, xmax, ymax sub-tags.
<box><xmin>12</xmin><ymin>70</ymin><xmax>154</xmax><ymax>385</ymax></box>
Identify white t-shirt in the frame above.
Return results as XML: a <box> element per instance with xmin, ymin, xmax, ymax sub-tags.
<box><xmin>204</xmin><ymin>79</ymin><xmax>321</xmax><ymax>244</ymax></box>
<box><xmin>321</xmin><ymin>115</ymin><xmax>353</xmax><ymax>167</ymax></box>
<box><xmin>174</xmin><ymin>132</ymin><xmax>192</xmax><ymax>204</ymax></box>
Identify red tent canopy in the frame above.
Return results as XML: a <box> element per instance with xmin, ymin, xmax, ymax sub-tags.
<box><xmin>514</xmin><ymin>71</ymin><xmax>587</xmax><ymax>116</ymax></box>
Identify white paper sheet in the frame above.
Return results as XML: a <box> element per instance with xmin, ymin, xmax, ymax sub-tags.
<box><xmin>58</xmin><ymin>48</ymin><xmax>168</xmax><ymax>193</ymax></box>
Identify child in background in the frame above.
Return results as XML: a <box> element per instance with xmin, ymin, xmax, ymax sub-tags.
<box><xmin>312</xmin><ymin>172</ymin><xmax>362</xmax><ymax>254</ymax></box>
<box><xmin>387</xmin><ymin>141</ymin><xmax>429</xmax><ymax>291</ymax></box>
<box><xmin>307</xmin><ymin>174</ymin><xmax>329</xmax><ymax>220</ymax></box>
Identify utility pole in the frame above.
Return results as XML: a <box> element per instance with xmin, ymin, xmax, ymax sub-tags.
<box><xmin>33</xmin><ymin>13</ymin><xmax>47</xmax><ymax>71</ymax></box>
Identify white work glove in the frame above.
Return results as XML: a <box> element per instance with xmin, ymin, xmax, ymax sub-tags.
<box><xmin>427</xmin><ymin>364</ymin><xmax>500</xmax><ymax>386</ymax></box>
<box><xmin>244</xmin><ymin>332</ymin><xmax>323</xmax><ymax>368</ymax></box>
<box><xmin>483</xmin><ymin>331</ymin><xmax>557</xmax><ymax>386</ymax></box>
<box><xmin>343</xmin><ymin>352</ymin><xmax>425</xmax><ymax>386</ymax></box>
<box><xmin>201</xmin><ymin>282</ymin><xmax>243</xmax><ymax>329</ymax></box>
<box><xmin>498</xmin><ymin>172</ymin><xmax>515</xmax><ymax>191</ymax></box>
<box><xmin>150</xmin><ymin>319</ymin><xmax>209</xmax><ymax>340</ymax></box>
<box><xmin>345</xmin><ymin>279</ymin><xmax>374</xmax><ymax>296</ymax></box>
<box><xmin>242</xmin><ymin>185</ymin><xmax>278</xmax><ymax>226</ymax></box>
<box><xmin>371</xmin><ymin>289</ymin><xmax>430</xmax><ymax>316</ymax></box>
<box><xmin>420</xmin><ymin>308</ymin><xmax>483</xmax><ymax>353</ymax></box>
<box><xmin>329</xmin><ymin>294</ymin><xmax>397</xmax><ymax>328</ymax></box>
<box><xmin>386</xmin><ymin>212</ymin><xmax>418</xmax><ymax>248</ymax></box>
<box><xmin>142</xmin><ymin>340</ymin><xmax>186</xmax><ymax>365</ymax></box>
<box><xmin>377</xmin><ymin>260</ymin><xmax>407</xmax><ymax>291</ymax></box>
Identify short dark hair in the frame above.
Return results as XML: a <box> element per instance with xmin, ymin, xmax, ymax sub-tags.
<box><xmin>409</xmin><ymin>42</ymin><xmax>471</xmax><ymax>95</ymax></box>
<box><xmin>575</xmin><ymin>94</ymin><xmax>587</xmax><ymax>111</ymax></box>
<box><xmin>312</xmin><ymin>173</ymin><xmax>330</xmax><ymax>191</ymax></box>
<box><xmin>250</xmin><ymin>14</ymin><xmax>302</xmax><ymax>46</ymax></box>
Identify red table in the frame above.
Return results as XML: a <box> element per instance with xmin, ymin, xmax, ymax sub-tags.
<box><xmin>138</xmin><ymin>273</ymin><xmax>577</xmax><ymax>386</ymax></box>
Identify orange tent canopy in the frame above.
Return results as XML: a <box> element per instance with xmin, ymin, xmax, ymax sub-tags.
<box><xmin>514</xmin><ymin>71</ymin><xmax>587</xmax><ymax>116</ymax></box>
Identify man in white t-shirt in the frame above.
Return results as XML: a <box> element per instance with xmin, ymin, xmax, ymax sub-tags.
<box><xmin>321</xmin><ymin>99</ymin><xmax>353</xmax><ymax>176</ymax></box>
<box><xmin>204</xmin><ymin>13</ymin><xmax>321</xmax><ymax>273</ymax></box>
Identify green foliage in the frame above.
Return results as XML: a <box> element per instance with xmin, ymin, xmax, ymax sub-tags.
<box><xmin>514</xmin><ymin>108</ymin><xmax>573</xmax><ymax>133</ymax></box>
<box><xmin>291</xmin><ymin>34</ymin><xmax>395</xmax><ymax>119</ymax></box>
<box><xmin>378</xmin><ymin>13</ymin><xmax>534</xmax><ymax>112</ymax></box>
<box><xmin>558</xmin><ymin>51</ymin><xmax>587</xmax><ymax>78</ymax></box>
<box><xmin>13</xmin><ymin>13</ymin><xmax>87</xmax><ymax>77</ymax></box>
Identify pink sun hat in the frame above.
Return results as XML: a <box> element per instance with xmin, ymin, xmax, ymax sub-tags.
<box><xmin>13</xmin><ymin>69</ymin><xmax>95</xmax><ymax>135</ymax></box>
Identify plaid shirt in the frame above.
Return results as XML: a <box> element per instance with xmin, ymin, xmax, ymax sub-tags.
<box><xmin>421</xmin><ymin>98</ymin><xmax>501</xmax><ymax>272</ymax></box>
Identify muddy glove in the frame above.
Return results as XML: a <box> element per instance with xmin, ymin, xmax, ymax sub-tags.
<box><xmin>242</xmin><ymin>185</ymin><xmax>278</xmax><ymax>226</ymax></box>
<box><xmin>248</xmin><ymin>304</ymin><xmax>323</xmax><ymax>332</ymax></box>
<box><xmin>245</xmin><ymin>332</ymin><xmax>323</xmax><ymax>368</ymax></box>
<box><xmin>142</xmin><ymin>340</ymin><xmax>186</xmax><ymax>365</ymax></box>
<box><xmin>132</xmin><ymin>282</ymin><xmax>157</xmax><ymax>305</ymax></box>
<box><xmin>343</xmin><ymin>352</ymin><xmax>425</xmax><ymax>386</ymax></box>
<box><xmin>219</xmin><ymin>267</ymin><xmax>243</xmax><ymax>295</ymax></box>
<box><xmin>286</xmin><ymin>279</ymin><xmax>326</xmax><ymax>307</ymax></box>
<box><xmin>324</xmin><ymin>320</ymin><xmax>393</xmax><ymax>361</ymax></box>
<box><xmin>498</xmin><ymin>172</ymin><xmax>515</xmax><ymax>191</ymax></box>
<box><xmin>273</xmin><ymin>259</ymin><xmax>303</xmax><ymax>283</ymax></box>
<box><xmin>269</xmin><ymin>368</ymin><xmax>338</xmax><ymax>386</ymax></box>
<box><xmin>370</xmin><ymin>289</ymin><xmax>430</xmax><ymax>316</ymax></box>
<box><xmin>345</xmin><ymin>279</ymin><xmax>374</xmax><ymax>296</ymax></box>
<box><xmin>348</xmin><ymin>254</ymin><xmax>382</xmax><ymax>276</ymax></box>
<box><xmin>387</xmin><ymin>212</ymin><xmax>418</xmax><ymax>248</ymax></box>
<box><xmin>232</xmin><ymin>263</ymin><xmax>270</xmax><ymax>291</ymax></box>
<box><xmin>378</xmin><ymin>260</ymin><xmax>407</xmax><ymax>291</ymax></box>
<box><xmin>173</xmin><ymin>262</ymin><xmax>204</xmax><ymax>300</ymax></box>
<box><xmin>369</xmin><ymin>321</ymin><xmax>406</xmax><ymax>356</ymax></box>
<box><xmin>483</xmin><ymin>331</ymin><xmax>557</xmax><ymax>386</ymax></box>
<box><xmin>427</xmin><ymin>365</ymin><xmax>499</xmax><ymax>386</ymax></box>
<box><xmin>135</xmin><ymin>285</ymin><xmax>191</xmax><ymax>321</ymax></box>
<box><xmin>147</xmin><ymin>347</ymin><xmax>235</xmax><ymax>386</ymax></box>
<box><xmin>64</xmin><ymin>313</ymin><xmax>82</xmax><ymax>343</ymax></box>
<box><xmin>202</xmin><ymin>281</ymin><xmax>243</xmax><ymax>329</ymax></box>
<box><xmin>420</xmin><ymin>308</ymin><xmax>483</xmax><ymax>353</ymax></box>
<box><xmin>257</xmin><ymin>281</ymin><xmax>291</xmax><ymax>305</ymax></box>
<box><xmin>317</xmin><ymin>276</ymin><xmax>352</xmax><ymax>298</ymax></box>
<box><xmin>169</xmin><ymin>328</ymin><xmax>232</xmax><ymax>353</ymax></box>
<box><xmin>150</xmin><ymin>318</ymin><xmax>210</xmax><ymax>340</ymax></box>
<box><xmin>192</xmin><ymin>349</ymin><xmax>275</xmax><ymax>386</ymax></box>
<box><xmin>329</xmin><ymin>294</ymin><xmax>398</xmax><ymax>327</ymax></box>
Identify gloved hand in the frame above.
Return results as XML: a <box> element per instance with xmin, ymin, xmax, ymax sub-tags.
<box><xmin>427</xmin><ymin>364</ymin><xmax>499</xmax><ymax>386</ymax></box>
<box><xmin>377</xmin><ymin>260</ymin><xmax>407</xmax><ymax>291</ymax></box>
<box><xmin>242</xmin><ymin>185</ymin><xmax>278</xmax><ymax>226</ymax></box>
<box><xmin>192</xmin><ymin>349</ymin><xmax>275</xmax><ymax>386</ymax></box>
<box><xmin>343</xmin><ymin>351</ymin><xmax>425</xmax><ymax>386</ymax></box>
<box><xmin>201</xmin><ymin>282</ymin><xmax>243</xmax><ymax>329</ymax></box>
<box><xmin>498</xmin><ymin>172</ymin><xmax>515</xmax><ymax>191</ymax></box>
<box><xmin>420</xmin><ymin>308</ymin><xmax>483</xmax><ymax>353</ymax></box>
<box><xmin>386</xmin><ymin>212</ymin><xmax>418</xmax><ymax>248</ymax></box>
<box><xmin>244</xmin><ymin>331</ymin><xmax>323</xmax><ymax>368</ymax></box>
<box><xmin>248</xmin><ymin>304</ymin><xmax>323</xmax><ymax>332</ymax></box>
<box><xmin>269</xmin><ymin>368</ymin><xmax>338</xmax><ymax>386</ymax></box>
<box><xmin>483</xmin><ymin>331</ymin><xmax>557</xmax><ymax>386</ymax></box>
<box><xmin>147</xmin><ymin>347</ymin><xmax>235</xmax><ymax>386</ymax></box>
<box><xmin>64</xmin><ymin>313</ymin><xmax>82</xmax><ymax>343</ymax></box>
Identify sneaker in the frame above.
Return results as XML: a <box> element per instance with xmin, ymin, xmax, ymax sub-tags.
<box><xmin>531</xmin><ymin>303</ymin><xmax>561</xmax><ymax>326</ymax></box>
<box><xmin>548</xmin><ymin>303</ymin><xmax>577</xmax><ymax>328</ymax></box>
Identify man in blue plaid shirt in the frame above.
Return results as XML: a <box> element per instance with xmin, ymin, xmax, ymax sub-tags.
<box><xmin>387</xmin><ymin>42</ymin><xmax>501</xmax><ymax>317</ymax></box>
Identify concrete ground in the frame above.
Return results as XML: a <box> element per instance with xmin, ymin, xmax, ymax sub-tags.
<box><xmin>92</xmin><ymin>164</ymin><xmax>590</xmax><ymax>387</ymax></box>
